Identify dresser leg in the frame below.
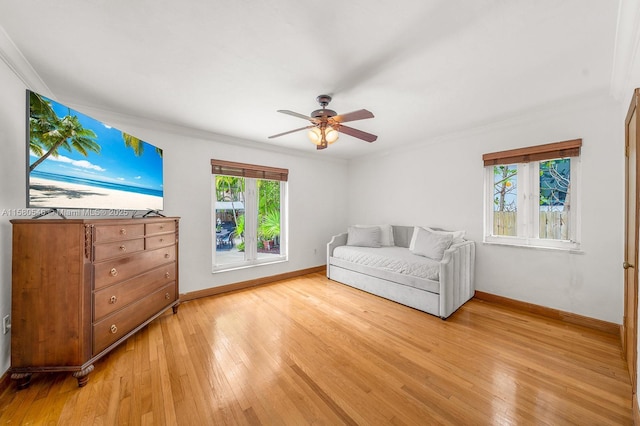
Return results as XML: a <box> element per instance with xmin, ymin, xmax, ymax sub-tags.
<box><xmin>11</xmin><ymin>372</ymin><xmax>32</xmax><ymax>390</ymax></box>
<box><xmin>72</xmin><ymin>364</ymin><xmax>95</xmax><ymax>387</ymax></box>
<box><xmin>172</xmin><ymin>303</ymin><xmax>179</xmax><ymax>314</ymax></box>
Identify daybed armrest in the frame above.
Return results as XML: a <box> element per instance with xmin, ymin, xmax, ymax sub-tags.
<box><xmin>327</xmin><ymin>232</ymin><xmax>348</xmax><ymax>277</ymax></box>
<box><xmin>439</xmin><ymin>240</ymin><xmax>476</xmax><ymax>318</ymax></box>
<box><xmin>327</xmin><ymin>232</ymin><xmax>348</xmax><ymax>255</ymax></box>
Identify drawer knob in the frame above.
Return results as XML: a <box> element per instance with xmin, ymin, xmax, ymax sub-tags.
<box><xmin>110</xmin><ymin>324</ymin><xmax>118</xmax><ymax>334</ymax></box>
<box><xmin>120</xmin><ymin>228</ymin><xmax>127</xmax><ymax>235</ymax></box>
<box><xmin>164</xmin><ymin>253</ymin><xmax>170</xmax><ymax>259</ymax></box>
<box><xmin>119</xmin><ymin>245</ymin><xmax>126</xmax><ymax>251</ymax></box>
<box><xmin>165</xmin><ymin>293</ymin><xmax>170</xmax><ymax>300</ymax></box>
<box><xmin>109</xmin><ymin>295</ymin><xmax>117</xmax><ymax>304</ymax></box>
<box><xmin>160</xmin><ymin>225</ymin><xmax>164</xmax><ymax>229</ymax></box>
<box><xmin>165</xmin><ymin>272</ymin><xmax>170</xmax><ymax>278</ymax></box>
<box><xmin>110</xmin><ymin>268</ymin><xmax>118</xmax><ymax>277</ymax></box>
<box><xmin>159</xmin><ymin>238</ymin><xmax>164</xmax><ymax>242</ymax></box>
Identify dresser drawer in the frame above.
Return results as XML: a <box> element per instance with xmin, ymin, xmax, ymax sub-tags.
<box><xmin>94</xmin><ymin>223</ymin><xmax>145</xmax><ymax>243</ymax></box>
<box><xmin>146</xmin><ymin>221</ymin><xmax>175</xmax><ymax>236</ymax></box>
<box><xmin>93</xmin><ymin>282</ymin><xmax>177</xmax><ymax>354</ymax></box>
<box><xmin>146</xmin><ymin>233</ymin><xmax>176</xmax><ymax>250</ymax></box>
<box><xmin>94</xmin><ymin>238</ymin><xmax>145</xmax><ymax>262</ymax></box>
<box><xmin>94</xmin><ymin>246</ymin><xmax>176</xmax><ymax>290</ymax></box>
<box><xmin>94</xmin><ymin>263</ymin><xmax>176</xmax><ymax>321</ymax></box>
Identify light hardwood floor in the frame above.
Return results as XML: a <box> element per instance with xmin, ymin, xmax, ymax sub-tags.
<box><xmin>0</xmin><ymin>272</ymin><xmax>632</xmax><ymax>425</ymax></box>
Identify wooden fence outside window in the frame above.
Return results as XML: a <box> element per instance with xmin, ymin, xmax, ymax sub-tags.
<box><xmin>493</xmin><ymin>211</ymin><xmax>568</xmax><ymax>240</ymax></box>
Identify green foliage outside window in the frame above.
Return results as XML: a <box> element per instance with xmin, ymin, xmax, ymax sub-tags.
<box><xmin>214</xmin><ymin>176</ymin><xmax>281</xmax><ymax>252</ymax></box>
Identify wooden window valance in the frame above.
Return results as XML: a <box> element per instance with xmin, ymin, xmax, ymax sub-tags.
<box><xmin>211</xmin><ymin>159</ymin><xmax>288</xmax><ymax>182</ymax></box>
<box><xmin>482</xmin><ymin>139</ymin><xmax>582</xmax><ymax>166</ymax></box>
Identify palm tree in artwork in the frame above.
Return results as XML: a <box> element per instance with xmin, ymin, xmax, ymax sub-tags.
<box><xmin>29</xmin><ymin>92</ymin><xmax>101</xmax><ymax>171</ymax></box>
<box><xmin>123</xmin><ymin>133</ymin><xmax>163</xmax><ymax>157</ymax></box>
<box><xmin>29</xmin><ymin>92</ymin><xmax>57</xmax><ymax>158</ymax></box>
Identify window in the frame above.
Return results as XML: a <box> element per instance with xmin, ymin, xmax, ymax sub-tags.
<box><xmin>211</xmin><ymin>159</ymin><xmax>287</xmax><ymax>270</ymax></box>
<box><xmin>483</xmin><ymin>139</ymin><xmax>581</xmax><ymax>250</ymax></box>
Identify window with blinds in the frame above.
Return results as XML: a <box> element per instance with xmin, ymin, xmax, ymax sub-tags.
<box><xmin>483</xmin><ymin>139</ymin><xmax>582</xmax><ymax>249</ymax></box>
<box><xmin>211</xmin><ymin>159</ymin><xmax>288</xmax><ymax>270</ymax></box>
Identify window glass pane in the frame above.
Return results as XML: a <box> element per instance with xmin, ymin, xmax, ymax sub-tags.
<box><xmin>539</xmin><ymin>158</ymin><xmax>570</xmax><ymax>240</ymax></box>
<box><xmin>256</xmin><ymin>179</ymin><xmax>281</xmax><ymax>260</ymax></box>
<box><xmin>215</xmin><ymin>176</ymin><xmax>245</xmax><ymax>265</ymax></box>
<box><xmin>493</xmin><ymin>164</ymin><xmax>518</xmax><ymax>236</ymax></box>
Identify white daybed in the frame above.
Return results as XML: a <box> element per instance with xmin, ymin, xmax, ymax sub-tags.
<box><xmin>327</xmin><ymin>225</ymin><xmax>475</xmax><ymax>319</ymax></box>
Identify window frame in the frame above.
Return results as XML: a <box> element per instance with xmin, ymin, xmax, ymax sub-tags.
<box><xmin>211</xmin><ymin>159</ymin><xmax>288</xmax><ymax>272</ymax></box>
<box><xmin>483</xmin><ymin>139</ymin><xmax>582</xmax><ymax>250</ymax></box>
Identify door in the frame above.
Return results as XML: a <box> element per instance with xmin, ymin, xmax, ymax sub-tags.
<box><xmin>624</xmin><ymin>88</ymin><xmax>640</xmax><ymax>393</ymax></box>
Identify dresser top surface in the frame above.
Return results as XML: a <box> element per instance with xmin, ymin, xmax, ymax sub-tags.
<box><xmin>11</xmin><ymin>217</ymin><xmax>180</xmax><ymax>225</ymax></box>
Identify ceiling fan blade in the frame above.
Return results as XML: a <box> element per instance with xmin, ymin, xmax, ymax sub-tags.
<box><xmin>332</xmin><ymin>109</ymin><xmax>374</xmax><ymax>123</ymax></box>
<box><xmin>338</xmin><ymin>125</ymin><xmax>378</xmax><ymax>142</ymax></box>
<box><xmin>277</xmin><ymin>110</ymin><xmax>319</xmax><ymax>123</ymax></box>
<box><xmin>268</xmin><ymin>125</ymin><xmax>313</xmax><ymax>139</ymax></box>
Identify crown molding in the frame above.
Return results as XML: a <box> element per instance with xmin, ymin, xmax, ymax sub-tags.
<box><xmin>0</xmin><ymin>24</ymin><xmax>52</xmax><ymax>97</ymax></box>
<box><xmin>611</xmin><ymin>0</ymin><xmax>640</xmax><ymax>100</ymax></box>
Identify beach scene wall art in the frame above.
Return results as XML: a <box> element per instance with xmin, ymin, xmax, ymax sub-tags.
<box><xmin>27</xmin><ymin>91</ymin><xmax>164</xmax><ymax>211</ymax></box>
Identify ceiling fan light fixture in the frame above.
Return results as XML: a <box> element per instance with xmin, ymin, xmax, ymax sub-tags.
<box><xmin>325</xmin><ymin>126</ymin><xmax>339</xmax><ymax>144</ymax></box>
<box><xmin>308</xmin><ymin>125</ymin><xmax>338</xmax><ymax>146</ymax></box>
<box><xmin>308</xmin><ymin>127</ymin><xmax>322</xmax><ymax>145</ymax></box>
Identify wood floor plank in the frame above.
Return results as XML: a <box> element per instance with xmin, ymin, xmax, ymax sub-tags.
<box><xmin>0</xmin><ymin>272</ymin><xmax>633</xmax><ymax>425</ymax></box>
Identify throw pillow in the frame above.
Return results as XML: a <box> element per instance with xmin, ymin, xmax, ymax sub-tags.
<box><xmin>409</xmin><ymin>226</ymin><xmax>465</xmax><ymax>250</ymax></box>
<box><xmin>355</xmin><ymin>224</ymin><xmax>395</xmax><ymax>246</ymax></box>
<box><xmin>409</xmin><ymin>227</ymin><xmax>453</xmax><ymax>260</ymax></box>
<box><xmin>347</xmin><ymin>226</ymin><xmax>382</xmax><ymax>248</ymax></box>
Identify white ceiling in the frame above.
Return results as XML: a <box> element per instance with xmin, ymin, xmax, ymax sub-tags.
<box><xmin>0</xmin><ymin>0</ymin><xmax>621</xmax><ymax>159</ymax></box>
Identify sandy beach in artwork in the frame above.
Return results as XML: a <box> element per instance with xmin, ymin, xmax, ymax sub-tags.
<box><xmin>29</xmin><ymin>177</ymin><xmax>163</xmax><ymax>211</ymax></box>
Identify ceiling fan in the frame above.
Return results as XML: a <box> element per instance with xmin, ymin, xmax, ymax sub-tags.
<box><xmin>268</xmin><ymin>95</ymin><xmax>377</xmax><ymax>150</ymax></box>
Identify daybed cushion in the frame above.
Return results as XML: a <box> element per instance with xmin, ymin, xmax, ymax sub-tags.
<box><xmin>330</xmin><ymin>257</ymin><xmax>442</xmax><ymax>296</ymax></box>
<box><xmin>333</xmin><ymin>246</ymin><xmax>441</xmax><ymax>280</ymax></box>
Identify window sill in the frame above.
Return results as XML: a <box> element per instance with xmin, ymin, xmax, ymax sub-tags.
<box><xmin>212</xmin><ymin>256</ymin><xmax>288</xmax><ymax>273</ymax></box>
<box><xmin>482</xmin><ymin>239</ymin><xmax>584</xmax><ymax>254</ymax></box>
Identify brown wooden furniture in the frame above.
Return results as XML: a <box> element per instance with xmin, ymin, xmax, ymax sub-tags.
<box><xmin>9</xmin><ymin>217</ymin><xmax>180</xmax><ymax>388</ymax></box>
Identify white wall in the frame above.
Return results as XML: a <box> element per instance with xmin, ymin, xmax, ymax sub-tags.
<box><xmin>0</xmin><ymin>57</ymin><xmax>30</xmax><ymax>375</ymax></box>
<box><xmin>348</xmin><ymin>92</ymin><xmax>624</xmax><ymax>323</ymax></box>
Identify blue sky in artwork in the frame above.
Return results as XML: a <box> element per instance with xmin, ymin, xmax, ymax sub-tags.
<box><xmin>29</xmin><ymin>94</ymin><xmax>163</xmax><ymax>192</ymax></box>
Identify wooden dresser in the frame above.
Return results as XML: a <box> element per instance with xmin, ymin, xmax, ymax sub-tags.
<box><xmin>9</xmin><ymin>217</ymin><xmax>179</xmax><ymax>388</ymax></box>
